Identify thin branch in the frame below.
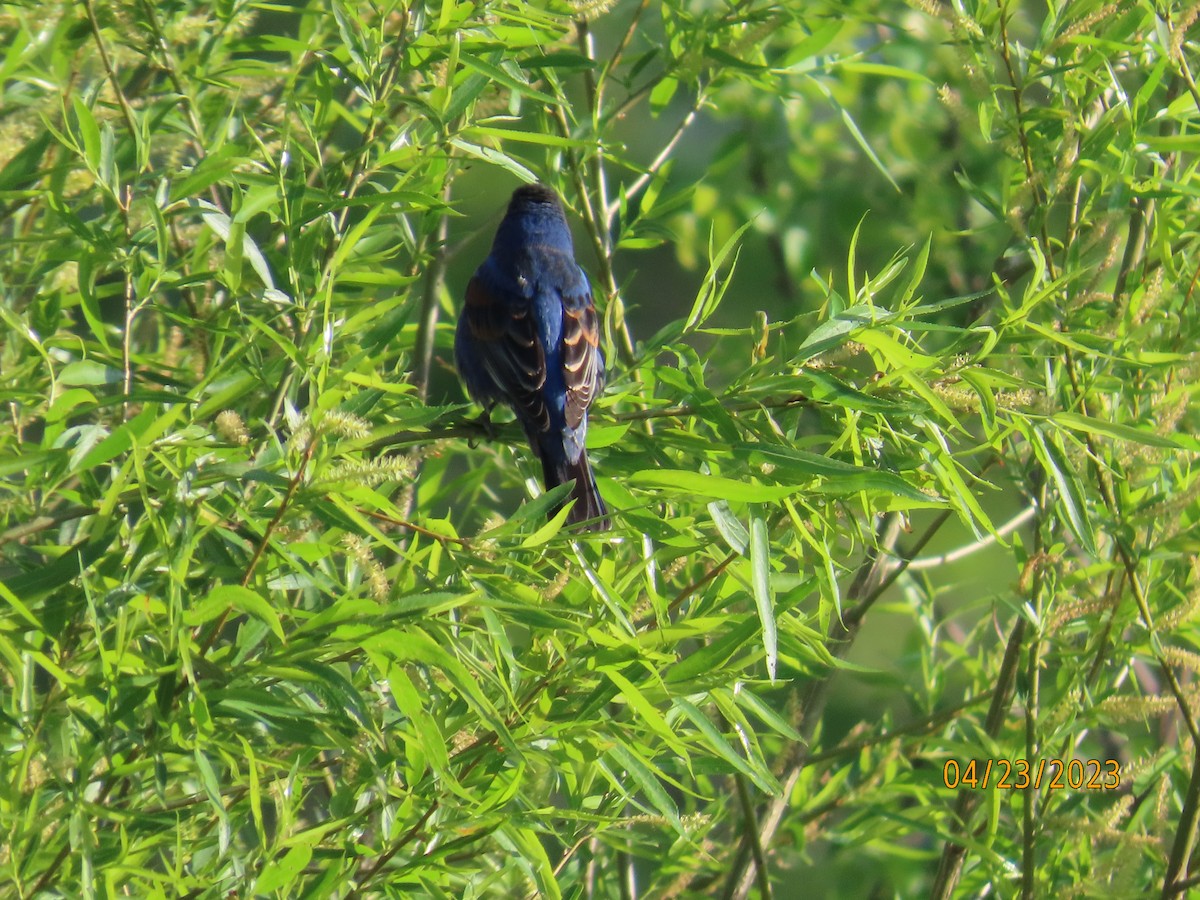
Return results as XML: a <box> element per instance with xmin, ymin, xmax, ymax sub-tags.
<box><xmin>665</xmin><ymin>551</ymin><xmax>739</xmax><ymax>619</ymax></box>
<box><xmin>331</xmin><ymin>7</ymin><xmax>409</xmax><ymax>239</ymax></box>
<box><xmin>847</xmin><ymin>509</ymin><xmax>954</xmax><ymax>627</ymax></box>
<box><xmin>612</xmin><ymin>393</ymin><xmax>810</xmax><ymax>423</ymax></box>
<box><xmin>0</xmin><ymin>508</ymin><xmax>94</xmax><ymax>547</ymax></box>
<box><xmin>602</xmin><ymin>0</ymin><xmax>651</xmax><ymax>87</ymax></box>
<box><xmin>550</xmin><ymin>100</ymin><xmax>637</xmax><ymax>367</ymax></box>
<box><xmin>575</xmin><ymin>19</ymin><xmax>610</xmax><ymax>263</ymax></box>
<box><xmin>192</xmin><ymin>431</ymin><xmax>319</xmax><ymax>661</ymax></box>
<box><xmin>268</xmin><ymin>8</ymin><xmax>412</xmax><ymax>428</ymax></box>
<box><xmin>895</xmin><ymin>503</ymin><xmax>1036</xmax><ymax>572</ymax></box>
<box><xmin>1062</xmin><ymin>355</ymin><xmax>1200</xmax><ymax>748</ymax></box>
<box><xmin>929</xmin><ymin>615</ymin><xmax>1029</xmax><ymax>899</ymax></box>
<box><xmin>802</xmin><ymin>689</ymin><xmax>995</xmax><ymax>768</ymax></box>
<box><xmin>1021</xmin><ymin>501</ymin><xmax>1049</xmax><ymax>900</ymax></box>
<box><xmin>728</xmin><ymin>513</ymin><xmax>908</xmax><ymax>899</ymax></box>
<box><xmin>1173</xmin><ymin>47</ymin><xmax>1200</xmax><ymax>115</ymax></box>
<box><xmin>362</xmin><ymin>509</ymin><xmax>470</xmax><ymax>545</ymax></box>
<box><xmin>367</xmin><ymin>392</ymin><xmax>813</xmax><ymax>453</ymax></box>
<box><xmin>604</xmin><ymin>100</ymin><xmax>704</xmax><ymax>231</ymax></box>
<box><xmin>241</xmin><ymin>435</ymin><xmax>318</xmax><ymax>589</ymax></box>
<box><xmin>996</xmin><ymin>0</ymin><xmax>1057</xmax><ymax>280</ymax></box>
<box><xmin>1165</xmin><ymin>868</ymin><xmax>1200</xmax><ymax>896</ymax></box>
<box><xmin>413</xmin><ymin>178</ymin><xmax>452</xmax><ymax>403</ymax></box>
<box><xmin>121</xmin><ymin>184</ymin><xmax>135</xmax><ymax>420</ymax></box>
<box><xmin>345</xmin><ymin>797</ymin><xmax>443</xmax><ymax>898</ymax></box>
<box><xmin>735</xmin><ymin>774</ymin><xmax>772</xmax><ymax>899</ymax></box>
<box><xmin>5</xmin><ymin>390</ymin><xmax>816</xmax><ymax>556</ymax></box>
<box><xmin>81</xmin><ymin>0</ymin><xmax>140</xmax><ymax>147</ymax></box>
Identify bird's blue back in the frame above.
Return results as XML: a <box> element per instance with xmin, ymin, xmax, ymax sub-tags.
<box><xmin>463</xmin><ymin>214</ymin><xmax>597</xmax><ymax>464</ymax></box>
<box><xmin>455</xmin><ymin>184</ymin><xmax>609</xmax><ymax>529</ymax></box>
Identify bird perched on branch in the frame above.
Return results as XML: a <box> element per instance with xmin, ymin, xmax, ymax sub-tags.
<box><xmin>455</xmin><ymin>183</ymin><xmax>610</xmax><ymax>531</ymax></box>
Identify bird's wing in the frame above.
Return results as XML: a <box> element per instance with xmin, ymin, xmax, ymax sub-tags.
<box><xmin>561</xmin><ymin>276</ymin><xmax>604</xmax><ymax>432</ymax></box>
<box><xmin>463</xmin><ymin>273</ymin><xmax>551</xmax><ymax>434</ymax></box>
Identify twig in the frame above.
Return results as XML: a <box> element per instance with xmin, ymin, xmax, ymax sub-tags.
<box><xmin>801</xmin><ymin>689</ymin><xmax>995</xmax><ymax>768</ymax></box>
<box><xmin>414</xmin><ymin>178</ymin><xmax>452</xmax><ymax>402</ymax></box>
<box><xmin>361</xmin><ymin>509</ymin><xmax>470</xmax><ymax>545</ymax></box>
<box><xmin>0</xmin><ymin>508</ymin><xmax>94</xmax><ymax>547</ymax></box>
<box><xmin>932</xmin><ymin>488</ymin><xmax>1045</xmax><ymax>900</ymax></box>
<box><xmin>121</xmin><ymin>184</ymin><xmax>135</xmax><ymax>420</ymax></box>
<box><xmin>601</xmin><ymin>0</ymin><xmax>650</xmax><ymax>87</ymax></box>
<box><xmin>930</xmin><ymin>615</ymin><xmax>1029</xmax><ymax>898</ymax></box>
<box><xmin>735</xmin><ymin>774</ymin><xmax>772</xmax><ymax>898</ymax></box>
<box><xmin>81</xmin><ymin>0</ymin><xmax>140</xmax><ymax>146</ymax></box>
<box><xmin>345</xmin><ymin>797</ymin><xmax>443</xmax><ymax>898</ymax></box>
<box><xmin>665</xmin><ymin>551</ymin><xmax>739</xmax><ymax>619</ymax></box>
<box><xmin>550</xmin><ymin>101</ymin><xmax>636</xmax><ymax>368</ymax></box>
<box><xmin>996</xmin><ymin>0</ymin><xmax>1057</xmax><ymax>280</ymax></box>
<box><xmin>575</xmin><ymin>20</ymin><xmax>610</xmax><ymax>260</ymax></box>
<box><xmin>268</xmin><ymin>8</ymin><xmax>411</xmax><ymax>428</ymax></box>
<box><xmin>1021</xmin><ymin>490</ymin><xmax>1049</xmax><ymax>900</ymax></box>
<box><xmin>848</xmin><ymin>509</ymin><xmax>954</xmax><ymax>626</ymax></box>
<box><xmin>193</xmin><ymin>432</ymin><xmax>318</xmax><ymax>659</ymax></box>
<box><xmin>728</xmin><ymin>513</ymin><xmax>909</xmax><ymax>899</ymax></box>
<box><xmin>605</xmin><ymin>100</ymin><xmax>704</xmax><ymax>231</ymax></box>
<box><xmin>895</xmin><ymin>503</ymin><xmax>1036</xmax><ymax>572</ymax></box>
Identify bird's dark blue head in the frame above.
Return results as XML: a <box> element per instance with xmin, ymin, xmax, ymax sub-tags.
<box><xmin>491</xmin><ymin>183</ymin><xmax>575</xmax><ymax>257</ymax></box>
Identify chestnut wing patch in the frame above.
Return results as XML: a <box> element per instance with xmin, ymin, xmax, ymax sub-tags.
<box><xmin>561</xmin><ymin>288</ymin><xmax>603</xmax><ymax>431</ymax></box>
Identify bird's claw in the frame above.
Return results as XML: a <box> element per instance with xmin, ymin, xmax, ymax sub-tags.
<box><xmin>466</xmin><ymin>409</ymin><xmax>496</xmax><ymax>446</ymax></box>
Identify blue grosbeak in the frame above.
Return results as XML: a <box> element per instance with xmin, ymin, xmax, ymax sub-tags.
<box><xmin>455</xmin><ymin>184</ymin><xmax>610</xmax><ymax>531</ymax></box>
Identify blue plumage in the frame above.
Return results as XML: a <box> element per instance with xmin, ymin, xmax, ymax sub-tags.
<box><xmin>455</xmin><ymin>184</ymin><xmax>609</xmax><ymax>530</ymax></box>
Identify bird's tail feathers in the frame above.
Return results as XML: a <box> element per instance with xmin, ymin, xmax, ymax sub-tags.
<box><xmin>541</xmin><ymin>450</ymin><xmax>610</xmax><ymax>532</ymax></box>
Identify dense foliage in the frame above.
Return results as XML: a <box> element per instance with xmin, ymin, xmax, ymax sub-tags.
<box><xmin>1</xmin><ymin>0</ymin><xmax>1198</xmax><ymax>896</ymax></box>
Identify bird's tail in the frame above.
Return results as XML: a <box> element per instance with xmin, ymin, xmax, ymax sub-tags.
<box><xmin>541</xmin><ymin>449</ymin><xmax>610</xmax><ymax>531</ymax></box>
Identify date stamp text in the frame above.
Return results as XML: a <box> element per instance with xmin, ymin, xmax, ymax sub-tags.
<box><xmin>943</xmin><ymin>758</ymin><xmax>1120</xmax><ymax>791</ymax></box>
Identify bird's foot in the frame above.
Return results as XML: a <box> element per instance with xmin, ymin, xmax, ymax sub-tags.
<box><xmin>468</xmin><ymin>409</ymin><xmax>496</xmax><ymax>444</ymax></box>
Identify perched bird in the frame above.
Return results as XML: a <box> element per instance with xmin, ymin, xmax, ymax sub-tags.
<box><xmin>455</xmin><ymin>184</ymin><xmax>610</xmax><ymax>531</ymax></box>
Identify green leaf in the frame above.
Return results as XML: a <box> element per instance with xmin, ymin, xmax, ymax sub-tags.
<box><xmin>362</xmin><ymin>627</ymin><xmax>515</xmax><ymax>751</ymax></box>
<box><xmin>1028</xmin><ymin>425</ymin><xmax>1097</xmax><ymax>556</ymax></box>
<box><xmin>794</xmin><ymin>303</ymin><xmax>879</xmax><ymax>360</ymax></box>
<box><xmin>169</xmin><ymin>145</ymin><xmax>250</xmax><ymax>202</ymax></box>
<box><xmin>1053</xmin><ymin>411</ymin><xmax>1186</xmax><ymax>450</ymax></box>
<box><xmin>388</xmin><ymin>667</ymin><xmax>461</xmax><ymax>794</ymax></box>
<box><xmin>0</xmin><ymin>578</ymin><xmax>43</xmax><ymax>630</ymax></box>
<box><xmin>253</xmin><ymin>843</ymin><xmax>313</xmax><ymax>895</ymax></box>
<box><xmin>629</xmin><ymin>469</ymin><xmax>800</xmax><ymax>502</ymax></box>
<box><xmin>498</xmin><ymin>822</ymin><xmax>562</xmax><ymax>900</ymax></box>
<box><xmin>733</xmin><ymin>685</ymin><xmax>804</xmax><ymax>742</ymax></box>
<box><xmin>602</xmin><ymin>666</ymin><xmax>687</xmax><ymax>755</ymax></box>
<box><xmin>457</xmin><ymin>53</ymin><xmax>557</xmax><ymax>103</ymax></box>
<box><xmin>731</xmin><ymin>443</ymin><xmax>938</xmax><ymax>503</ymax></box>
<box><xmin>1</xmin><ymin>538</ymin><xmax>110</xmax><ymax>602</ymax></box>
<box><xmin>448</xmin><ymin>138</ymin><xmax>538</xmax><ymax>181</ymax></box>
<box><xmin>674</xmin><ymin>696</ymin><xmax>779</xmax><ymax>793</ymax></box>
<box><xmin>233</xmin><ymin>183</ymin><xmax>281</xmax><ymax>224</ymax></box>
<box><xmin>463</xmin><ymin>125</ymin><xmax>592</xmax><ymax>148</ymax></box>
<box><xmin>749</xmin><ymin>517</ymin><xmax>778</xmax><ymax>682</ymax></box>
<box><xmin>606</xmin><ymin>742</ymin><xmax>683</xmax><ymax>833</ymax></box>
<box><xmin>59</xmin><ymin>360</ymin><xmax>121</xmax><ymax>386</ymax></box>
<box><xmin>520</xmin><ymin>502</ymin><xmax>572</xmax><ymax>547</ymax></box>
<box><xmin>811</xmin><ymin>76</ymin><xmax>901</xmax><ymax>193</ymax></box>
<box><xmin>797</xmin><ymin>368</ymin><xmax>904</xmax><ymax>413</ymax></box>
<box><xmin>186</xmin><ymin>584</ymin><xmax>285</xmax><ymax>641</ymax></box>
<box><xmin>667</xmin><ymin>617</ymin><xmax>761</xmax><ymax>685</ymax></box>
<box><xmin>71</xmin><ymin>95</ymin><xmax>101</xmax><ymax>172</ymax></box>
<box><xmin>196</xmin><ymin>200</ymin><xmax>276</xmax><ymax>289</ymax></box>
<box><xmin>708</xmin><ymin>500</ymin><xmax>749</xmax><ymax>554</ymax></box>
<box><xmin>519</xmin><ymin>51</ymin><xmax>596</xmax><ymax>71</ymax></box>
<box><xmin>685</xmin><ymin>218</ymin><xmax>755</xmax><ymax>331</ymax></box>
